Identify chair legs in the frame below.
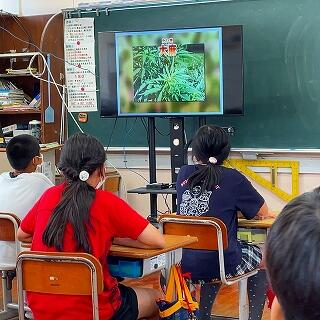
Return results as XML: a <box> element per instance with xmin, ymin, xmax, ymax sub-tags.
<box><xmin>0</xmin><ymin>271</ymin><xmax>18</xmax><ymax>320</ymax></box>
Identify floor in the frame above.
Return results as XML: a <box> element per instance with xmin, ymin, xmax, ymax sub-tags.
<box><xmin>1</xmin><ymin>273</ymin><xmax>271</xmax><ymax>319</ymax></box>
<box><xmin>124</xmin><ymin>272</ymin><xmax>271</xmax><ymax>320</ymax></box>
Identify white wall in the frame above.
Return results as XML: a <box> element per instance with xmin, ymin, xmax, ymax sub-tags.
<box><xmin>0</xmin><ymin>0</ymin><xmax>19</xmax><ymax>15</ymax></box>
<box><xmin>117</xmin><ymin>168</ymin><xmax>320</xmax><ymax>218</ymax></box>
<box><xmin>19</xmin><ymin>0</ymin><xmax>74</xmax><ymax>16</ymax></box>
<box><xmin>9</xmin><ymin>0</ymin><xmax>181</xmax><ymax>16</ymax></box>
<box><xmin>1</xmin><ymin>0</ymin><xmax>73</xmax><ymax>16</ymax></box>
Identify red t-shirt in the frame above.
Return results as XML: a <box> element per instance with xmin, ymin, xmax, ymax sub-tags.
<box><xmin>20</xmin><ymin>184</ymin><xmax>149</xmax><ymax>320</ymax></box>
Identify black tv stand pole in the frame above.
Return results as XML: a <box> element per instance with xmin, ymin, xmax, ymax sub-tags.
<box><xmin>147</xmin><ymin>117</ymin><xmax>158</xmax><ymax>223</ymax></box>
<box><xmin>198</xmin><ymin>116</ymin><xmax>207</xmax><ymax>128</ymax></box>
<box><xmin>146</xmin><ymin>117</ymin><xmax>186</xmax><ymax>221</ymax></box>
<box><xmin>169</xmin><ymin>117</ymin><xmax>186</xmax><ymax>212</ymax></box>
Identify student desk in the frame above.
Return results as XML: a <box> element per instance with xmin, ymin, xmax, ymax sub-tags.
<box><xmin>238</xmin><ymin>218</ymin><xmax>275</xmax><ymax>244</ymax></box>
<box><xmin>19</xmin><ymin>234</ymin><xmax>197</xmax><ymax>280</ymax></box>
<box><xmin>109</xmin><ymin>234</ymin><xmax>198</xmax><ymax>279</ymax></box>
<box><xmin>238</xmin><ymin>218</ymin><xmax>275</xmax><ymax>229</ymax></box>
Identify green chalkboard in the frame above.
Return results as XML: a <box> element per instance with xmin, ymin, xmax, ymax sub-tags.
<box><xmin>68</xmin><ymin>0</ymin><xmax>320</xmax><ymax>148</ymax></box>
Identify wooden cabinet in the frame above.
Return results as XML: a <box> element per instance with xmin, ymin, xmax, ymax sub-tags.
<box><xmin>0</xmin><ymin>13</ymin><xmax>65</xmax><ymax>144</ymax></box>
<box><xmin>0</xmin><ymin>52</ymin><xmax>42</xmax><ymax>141</ymax></box>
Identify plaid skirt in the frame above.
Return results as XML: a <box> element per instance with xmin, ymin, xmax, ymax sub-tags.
<box><xmin>227</xmin><ymin>240</ymin><xmax>262</xmax><ymax>278</ymax></box>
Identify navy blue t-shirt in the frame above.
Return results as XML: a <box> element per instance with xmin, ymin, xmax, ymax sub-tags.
<box><xmin>176</xmin><ymin>165</ymin><xmax>264</xmax><ymax>281</ymax></box>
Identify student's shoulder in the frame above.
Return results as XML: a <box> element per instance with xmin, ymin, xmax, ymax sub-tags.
<box><xmin>23</xmin><ymin>172</ymin><xmax>54</xmax><ymax>186</ymax></box>
<box><xmin>178</xmin><ymin>164</ymin><xmax>197</xmax><ymax>177</ymax></box>
<box><xmin>221</xmin><ymin>166</ymin><xmax>246</xmax><ymax>183</ymax></box>
<box><xmin>95</xmin><ymin>189</ymin><xmax>123</xmax><ymax>205</ymax></box>
<box><xmin>39</xmin><ymin>184</ymin><xmax>64</xmax><ymax>199</ymax></box>
<box><xmin>0</xmin><ymin>172</ymin><xmax>11</xmax><ymax>180</ymax></box>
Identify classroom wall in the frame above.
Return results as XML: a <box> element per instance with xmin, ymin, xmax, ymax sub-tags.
<box><xmin>19</xmin><ymin>0</ymin><xmax>74</xmax><ymax>16</ymax></box>
<box><xmin>107</xmin><ymin>148</ymin><xmax>320</xmax><ymax>217</ymax></box>
<box><xmin>5</xmin><ymin>1</ymin><xmax>170</xmax><ymax>16</ymax></box>
<box><xmin>1</xmin><ymin>149</ymin><xmax>319</xmax><ymax>218</ymax></box>
<box><xmin>117</xmin><ymin>168</ymin><xmax>320</xmax><ymax>218</ymax></box>
<box><xmin>0</xmin><ymin>0</ymin><xmax>19</xmax><ymax>14</ymax></box>
<box><xmin>0</xmin><ymin>0</ymin><xmax>74</xmax><ymax>16</ymax></box>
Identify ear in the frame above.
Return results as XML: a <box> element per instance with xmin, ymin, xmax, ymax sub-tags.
<box><xmin>32</xmin><ymin>155</ymin><xmax>42</xmax><ymax>167</ymax></box>
<box><xmin>271</xmin><ymin>296</ymin><xmax>285</xmax><ymax>320</ymax></box>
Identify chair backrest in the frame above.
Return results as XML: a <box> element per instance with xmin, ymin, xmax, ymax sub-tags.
<box><xmin>0</xmin><ymin>212</ymin><xmax>20</xmax><ymax>241</ymax></box>
<box><xmin>158</xmin><ymin>214</ymin><xmax>228</xmax><ymax>251</ymax></box>
<box><xmin>17</xmin><ymin>251</ymin><xmax>104</xmax><ymax>320</ymax></box>
<box><xmin>17</xmin><ymin>251</ymin><xmax>104</xmax><ymax>295</ymax></box>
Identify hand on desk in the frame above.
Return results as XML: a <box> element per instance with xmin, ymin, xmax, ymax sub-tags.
<box><xmin>267</xmin><ymin>211</ymin><xmax>277</xmax><ymax>219</ymax></box>
<box><xmin>253</xmin><ymin>211</ymin><xmax>277</xmax><ymax>220</ymax></box>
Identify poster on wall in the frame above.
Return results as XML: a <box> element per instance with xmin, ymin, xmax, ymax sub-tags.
<box><xmin>64</xmin><ymin>17</ymin><xmax>98</xmax><ymax>112</ymax></box>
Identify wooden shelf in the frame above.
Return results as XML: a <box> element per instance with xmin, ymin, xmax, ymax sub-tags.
<box><xmin>0</xmin><ymin>52</ymin><xmax>40</xmax><ymax>58</ymax></box>
<box><xmin>0</xmin><ymin>14</ymin><xmax>64</xmax><ymax>143</ymax></box>
<box><xmin>0</xmin><ymin>73</ymin><xmax>41</xmax><ymax>78</ymax></box>
<box><xmin>0</xmin><ymin>109</ymin><xmax>41</xmax><ymax>115</ymax></box>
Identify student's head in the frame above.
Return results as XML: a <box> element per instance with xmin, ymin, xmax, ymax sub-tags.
<box><xmin>266</xmin><ymin>187</ymin><xmax>320</xmax><ymax>320</ymax></box>
<box><xmin>58</xmin><ymin>132</ymin><xmax>106</xmax><ymax>186</ymax></box>
<box><xmin>42</xmin><ymin>133</ymin><xmax>106</xmax><ymax>253</ymax></box>
<box><xmin>6</xmin><ymin>134</ymin><xmax>42</xmax><ymax>172</ymax></box>
<box><xmin>188</xmin><ymin>125</ymin><xmax>230</xmax><ymax>191</ymax></box>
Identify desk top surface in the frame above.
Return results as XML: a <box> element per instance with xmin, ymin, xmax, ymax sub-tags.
<box><xmin>109</xmin><ymin>234</ymin><xmax>198</xmax><ymax>259</ymax></box>
<box><xmin>128</xmin><ymin>187</ymin><xmax>177</xmax><ymax>195</ymax></box>
<box><xmin>238</xmin><ymin>218</ymin><xmax>275</xmax><ymax>228</ymax></box>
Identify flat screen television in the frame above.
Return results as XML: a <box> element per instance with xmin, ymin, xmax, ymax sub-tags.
<box><xmin>98</xmin><ymin>25</ymin><xmax>243</xmax><ymax>117</ymax></box>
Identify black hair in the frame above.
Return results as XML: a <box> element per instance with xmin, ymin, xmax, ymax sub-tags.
<box><xmin>6</xmin><ymin>134</ymin><xmax>40</xmax><ymax>170</ymax></box>
<box><xmin>42</xmin><ymin>133</ymin><xmax>106</xmax><ymax>253</ymax></box>
<box><xmin>266</xmin><ymin>187</ymin><xmax>320</xmax><ymax>320</ymax></box>
<box><xmin>188</xmin><ymin>125</ymin><xmax>230</xmax><ymax>191</ymax></box>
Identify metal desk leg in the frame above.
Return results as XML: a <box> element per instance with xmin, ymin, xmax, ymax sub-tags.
<box><xmin>164</xmin><ymin>248</ymin><xmax>183</xmax><ymax>285</ymax></box>
<box><xmin>0</xmin><ymin>271</ymin><xmax>18</xmax><ymax>320</ymax></box>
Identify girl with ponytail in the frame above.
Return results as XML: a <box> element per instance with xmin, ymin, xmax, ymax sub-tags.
<box><xmin>176</xmin><ymin>125</ymin><xmax>275</xmax><ymax>320</ymax></box>
<box><xmin>17</xmin><ymin>133</ymin><xmax>165</xmax><ymax>320</ymax></box>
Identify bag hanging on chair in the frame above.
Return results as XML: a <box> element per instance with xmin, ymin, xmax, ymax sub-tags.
<box><xmin>158</xmin><ymin>265</ymin><xmax>199</xmax><ymax>320</ymax></box>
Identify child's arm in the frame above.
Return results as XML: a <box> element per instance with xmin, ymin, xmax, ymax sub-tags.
<box><xmin>113</xmin><ymin>238</ymin><xmax>154</xmax><ymax>249</ymax></box>
<box><xmin>17</xmin><ymin>227</ymin><xmax>33</xmax><ymax>243</ymax></box>
<box><xmin>254</xmin><ymin>202</ymin><xmax>277</xmax><ymax>220</ymax></box>
<box><xmin>114</xmin><ymin>224</ymin><xmax>165</xmax><ymax>249</ymax></box>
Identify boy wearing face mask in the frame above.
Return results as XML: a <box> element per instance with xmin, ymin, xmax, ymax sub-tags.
<box><xmin>0</xmin><ymin>134</ymin><xmax>53</xmax><ymax>219</ymax></box>
<box><xmin>0</xmin><ymin>134</ymin><xmax>53</xmax><ymax>264</ymax></box>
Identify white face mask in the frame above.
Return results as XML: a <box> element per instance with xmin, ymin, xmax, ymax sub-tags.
<box><xmin>35</xmin><ymin>154</ymin><xmax>44</xmax><ymax>172</ymax></box>
<box><xmin>95</xmin><ymin>176</ymin><xmax>106</xmax><ymax>190</ymax></box>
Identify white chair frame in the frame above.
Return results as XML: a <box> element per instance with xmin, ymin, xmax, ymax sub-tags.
<box><xmin>0</xmin><ymin>213</ymin><xmax>21</xmax><ymax>320</ymax></box>
<box><xmin>16</xmin><ymin>253</ymin><xmax>101</xmax><ymax>320</ymax></box>
<box><xmin>159</xmin><ymin>216</ymin><xmax>259</xmax><ymax>320</ymax></box>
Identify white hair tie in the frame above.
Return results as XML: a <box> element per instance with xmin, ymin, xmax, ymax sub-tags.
<box><xmin>79</xmin><ymin>170</ymin><xmax>89</xmax><ymax>181</ymax></box>
<box><xmin>208</xmin><ymin>157</ymin><xmax>218</xmax><ymax>164</ymax></box>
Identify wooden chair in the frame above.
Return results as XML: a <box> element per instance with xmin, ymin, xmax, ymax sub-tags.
<box><xmin>0</xmin><ymin>212</ymin><xmax>21</xmax><ymax>319</ymax></box>
<box><xmin>16</xmin><ymin>251</ymin><xmax>104</xmax><ymax>320</ymax></box>
<box><xmin>158</xmin><ymin>214</ymin><xmax>259</xmax><ymax>320</ymax></box>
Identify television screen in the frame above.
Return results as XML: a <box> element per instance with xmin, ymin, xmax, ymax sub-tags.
<box><xmin>98</xmin><ymin>25</ymin><xmax>243</xmax><ymax>117</ymax></box>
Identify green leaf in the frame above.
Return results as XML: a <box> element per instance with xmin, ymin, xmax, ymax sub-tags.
<box><xmin>133</xmin><ymin>68</ymin><xmax>141</xmax><ymax>77</ymax></box>
<box><xmin>142</xmin><ymin>86</ymin><xmax>162</xmax><ymax>96</ymax></box>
